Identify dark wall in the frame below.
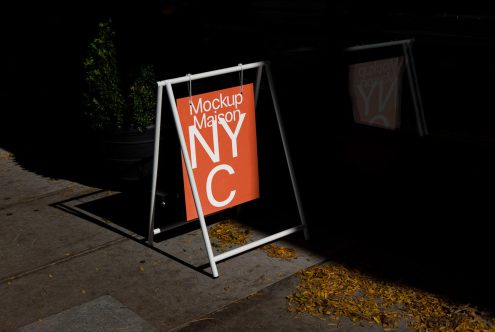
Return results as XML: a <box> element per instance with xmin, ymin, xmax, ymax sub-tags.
<box><xmin>1</xmin><ymin>0</ymin><xmax>339</xmax><ymax>181</ymax></box>
<box><xmin>3</xmin><ymin>1</ymin><xmax>495</xmax><ymax>310</ymax></box>
<box><xmin>4</xmin><ymin>1</ymin><xmax>495</xmax><ymax>195</ymax></box>
<box><xmin>4</xmin><ymin>2</ymin><xmax>495</xmax><ymax>136</ymax></box>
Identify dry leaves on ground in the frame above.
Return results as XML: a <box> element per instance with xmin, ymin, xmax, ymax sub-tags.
<box><xmin>208</xmin><ymin>219</ymin><xmax>251</xmax><ymax>252</ymax></box>
<box><xmin>260</xmin><ymin>244</ymin><xmax>298</xmax><ymax>261</ymax></box>
<box><xmin>0</xmin><ymin>151</ymin><xmax>14</xmax><ymax>160</ymax></box>
<box><xmin>208</xmin><ymin>220</ymin><xmax>298</xmax><ymax>260</ymax></box>
<box><xmin>287</xmin><ymin>263</ymin><xmax>495</xmax><ymax>332</ymax></box>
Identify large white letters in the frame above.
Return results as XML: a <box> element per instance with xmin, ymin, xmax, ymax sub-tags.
<box><xmin>189</xmin><ymin>113</ymin><xmax>246</xmax><ymax>168</ymax></box>
<box><xmin>189</xmin><ymin>120</ymin><xmax>219</xmax><ymax>169</ymax></box>
<box><xmin>206</xmin><ymin>164</ymin><xmax>236</xmax><ymax>207</ymax></box>
<box><xmin>219</xmin><ymin>113</ymin><xmax>245</xmax><ymax>158</ymax></box>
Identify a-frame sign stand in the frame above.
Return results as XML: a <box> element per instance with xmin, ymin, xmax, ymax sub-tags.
<box><xmin>346</xmin><ymin>39</ymin><xmax>428</xmax><ymax>136</ymax></box>
<box><xmin>147</xmin><ymin>61</ymin><xmax>308</xmax><ymax>278</ymax></box>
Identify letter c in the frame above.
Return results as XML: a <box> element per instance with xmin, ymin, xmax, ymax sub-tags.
<box><xmin>206</xmin><ymin>164</ymin><xmax>236</xmax><ymax>207</ymax></box>
<box><xmin>212</xmin><ymin>98</ymin><xmax>220</xmax><ymax>110</ymax></box>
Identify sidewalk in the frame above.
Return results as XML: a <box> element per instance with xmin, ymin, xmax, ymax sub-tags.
<box><xmin>3</xmin><ymin>132</ymin><xmax>495</xmax><ymax>332</ymax></box>
<box><xmin>0</xmin><ymin>148</ymin><xmax>328</xmax><ymax>331</ymax></box>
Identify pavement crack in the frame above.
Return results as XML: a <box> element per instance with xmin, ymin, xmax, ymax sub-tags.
<box><xmin>168</xmin><ymin>317</ymin><xmax>223</xmax><ymax>332</ymax></box>
<box><xmin>0</xmin><ymin>237</ymin><xmax>128</xmax><ymax>284</ymax></box>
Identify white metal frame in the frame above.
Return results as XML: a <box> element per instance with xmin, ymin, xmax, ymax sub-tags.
<box><xmin>147</xmin><ymin>61</ymin><xmax>308</xmax><ymax>278</ymax></box>
<box><xmin>345</xmin><ymin>39</ymin><xmax>428</xmax><ymax>136</ymax></box>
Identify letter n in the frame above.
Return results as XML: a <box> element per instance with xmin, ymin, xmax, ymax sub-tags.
<box><xmin>189</xmin><ymin>121</ymin><xmax>219</xmax><ymax>169</ymax></box>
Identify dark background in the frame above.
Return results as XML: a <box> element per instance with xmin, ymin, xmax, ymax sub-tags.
<box><xmin>2</xmin><ymin>0</ymin><xmax>495</xmax><ymax>311</ymax></box>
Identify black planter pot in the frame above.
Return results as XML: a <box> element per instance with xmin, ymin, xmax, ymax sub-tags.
<box><xmin>101</xmin><ymin>126</ymin><xmax>155</xmax><ymax>191</ymax></box>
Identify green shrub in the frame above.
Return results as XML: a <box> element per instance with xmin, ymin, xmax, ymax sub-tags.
<box><xmin>83</xmin><ymin>19</ymin><xmax>156</xmax><ymax>132</ymax></box>
<box><xmin>129</xmin><ymin>64</ymin><xmax>157</xmax><ymax>131</ymax></box>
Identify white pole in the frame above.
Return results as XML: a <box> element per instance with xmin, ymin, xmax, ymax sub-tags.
<box><xmin>405</xmin><ymin>43</ymin><xmax>428</xmax><ymax>135</ymax></box>
<box><xmin>402</xmin><ymin>44</ymin><xmax>425</xmax><ymax>137</ymax></box>
<box><xmin>345</xmin><ymin>39</ymin><xmax>413</xmax><ymax>52</ymax></box>
<box><xmin>165</xmin><ymin>83</ymin><xmax>219</xmax><ymax>278</ymax></box>
<box><xmin>254</xmin><ymin>65</ymin><xmax>263</xmax><ymax>108</ymax></box>
<box><xmin>213</xmin><ymin>225</ymin><xmax>303</xmax><ymax>262</ymax></box>
<box><xmin>147</xmin><ymin>85</ymin><xmax>163</xmax><ymax>246</ymax></box>
<box><xmin>159</xmin><ymin>61</ymin><xmax>265</xmax><ymax>86</ymax></box>
<box><xmin>264</xmin><ymin>63</ymin><xmax>309</xmax><ymax>240</ymax></box>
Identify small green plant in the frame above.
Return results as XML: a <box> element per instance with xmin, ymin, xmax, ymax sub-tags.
<box><xmin>129</xmin><ymin>64</ymin><xmax>156</xmax><ymax>131</ymax></box>
<box><xmin>83</xmin><ymin>19</ymin><xmax>156</xmax><ymax>132</ymax></box>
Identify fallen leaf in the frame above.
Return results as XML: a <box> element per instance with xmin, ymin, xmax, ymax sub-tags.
<box><xmin>287</xmin><ymin>263</ymin><xmax>495</xmax><ymax>331</ymax></box>
<box><xmin>208</xmin><ymin>219</ymin><xmax>251</xmax><ymax>252</ymax></box>
<box><xmin>260</xmin><ymin>244</ymin><xmax>297</xmax><ymax>261</ymax></box>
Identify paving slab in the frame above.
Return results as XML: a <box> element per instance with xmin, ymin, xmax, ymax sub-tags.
<box><xmin>0</xmin><ymin>190</ymin><xmax>122</xmax><ymax>281</ymax></box>
<box><xmin>0</xmin><ymin>222</ymin><xmax>323</xmax><ymax>332</ymax></box>
<box><xmin>173</xmin><ymin>273</ymin><xmax>414</xmax><ymax>332</ymax></box>
<box><xmin>1</xmin><ymin>146</ymin><xmax>327</xmax><ymax>332</ymax></box>
<box><xmin>20</xmin><ymin>295</ymin><xmax>156</xmax><ymax>332</ymax></box>
<box><xmin>0</xmin><ymin>149</ymin><xmax>79</xmax><ymax>210</ymax></box>
<box><xmin>0</xmin><ymin>188</ymin><xmax>324</xmax><ymax>331</ymax></box>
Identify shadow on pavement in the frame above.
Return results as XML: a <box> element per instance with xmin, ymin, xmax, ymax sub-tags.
<box><xmin>48</xmin><ymin>126</ymin><xmax>495</xmax><ymax>314</ymax></box>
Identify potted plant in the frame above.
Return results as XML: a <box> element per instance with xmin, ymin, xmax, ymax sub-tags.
<box><xmin>82</xmin><ymin>19</ymin><xmax>157</xmax><ymax>190</ymax></box>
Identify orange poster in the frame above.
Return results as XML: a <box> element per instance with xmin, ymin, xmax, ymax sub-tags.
<box><xmin>176</xmin><ymin>84</ymin><xmax>259</xmax><ymax>221</ymax></box>
<box><xmin>349</xmin><ymin>57</ymin><xmax>404</xmax><ymax>130</ymax></box>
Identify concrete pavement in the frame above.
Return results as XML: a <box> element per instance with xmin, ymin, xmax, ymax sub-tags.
<box><xmin>0</xmin><ymin>148</ymin><xmax>330</xmax><ymax>331</ymax></box>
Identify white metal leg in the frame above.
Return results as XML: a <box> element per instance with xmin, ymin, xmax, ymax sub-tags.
<box><xmin>254</xmin><ymin>65</ymin><xmax>263</xmax><ymax>108</ymax></box>
<box><xmin>403</xmin><ymin>44</ymin><xmax>425</xmax><ymax>137</ymax></box>
<box><xmin>264</xmin><ymin>63</ymin><xmax>309</xmax><ymax>240</ymax></box>
<box><xmin>165</xmin><ymin>83</ymin><xmax>219</xmax><ymax>278</ymax></box>
<box><xmin>147</xmin><ymin>85</ymin><xmax>164</xmax><ymax>246</ymax></box>
<box><xmin>405</xmin><ymin>43</ymin><xmax>428</xmax><ymax>135</ymax></box>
